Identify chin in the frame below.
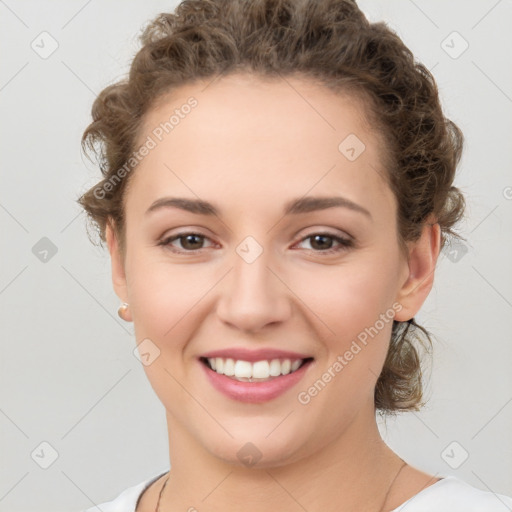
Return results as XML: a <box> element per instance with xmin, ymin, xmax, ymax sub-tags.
<box><xmin>200</xmin><ymin>424</ymin><xmax>313</xmax><ymax>470</ymax></box>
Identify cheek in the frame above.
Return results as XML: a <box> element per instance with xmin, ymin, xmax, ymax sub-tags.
<box><xmin>126</xmin><ymin>236</ymin><xmax>402</xmax><ymax>351</ymax></box>
<box><xmin>126</xmin><ymin>259</ymin><xmax>209</xmax><ymax>401</ymax></box>
<box><xmin>301</xmin><ymin>260</ymin><xmax>399</xmax><ymax>338</ymax></box>
<box><xmin>126</xmin><ymin>247</ymin><xmax>216</xmax><ymax>333</ymax></box>
<box><xmin>295</xmin><ymin>271</ymin><xmax>397</xmax><ymax>419</ymax></box>
<box><xmin>293</xmin><ymin>258</ymin><xmax>401</xmax><ymax>399</ymax></box>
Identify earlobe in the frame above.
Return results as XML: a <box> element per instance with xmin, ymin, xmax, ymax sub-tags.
<box><xmin>394</xmin><ymin>220</ymin><xmax>441</xmax><ymax>322</ymax></box>
<box><xmin>105</xmin><ymin>220</ymin><xmax>131</xmax><ymax>319</ymax></box>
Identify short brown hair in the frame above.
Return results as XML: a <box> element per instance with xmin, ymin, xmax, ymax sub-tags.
<box><xmin>77</xmin><ymin>0</ymin><xmax>465</xmax><ymax>414</ymax></box>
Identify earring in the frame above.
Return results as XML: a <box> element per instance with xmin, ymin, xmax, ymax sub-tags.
<box><xmin>118</xmin><ymin>302</ymin><xmax>130</xmax><ymax>321</ymax></box>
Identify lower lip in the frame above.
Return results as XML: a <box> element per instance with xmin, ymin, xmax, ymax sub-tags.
<box><xmin>200</xmin><ymin>360</ymin><xmax>313</xmax><ymax>403</ymax></box>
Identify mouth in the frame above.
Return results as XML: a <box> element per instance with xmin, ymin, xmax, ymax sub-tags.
<box><xmin>198</xmin><ymin>351</ymin><xmax>315</xmax><ymax>403</ymax></box>
<box><xmin>199</xmin><ymin>356</ymin><xmax>314</xmax><ymax>382</ymax></box>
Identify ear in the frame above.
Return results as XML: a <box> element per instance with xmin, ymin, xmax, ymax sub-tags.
<box><xmin>105</xmin><ymin>220</ymin><xmax>132</xmax><ymax>322</ymax></box>
<box><xmin>394</xmin><ymin>218</ymin><xmax>441</xmax><ymax>322</ymax></box>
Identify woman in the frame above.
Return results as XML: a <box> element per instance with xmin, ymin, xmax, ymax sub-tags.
<box><xmin>77</xmin><ymin>0</ymin><xmax>512</xmax><ymax>510</ymax></box>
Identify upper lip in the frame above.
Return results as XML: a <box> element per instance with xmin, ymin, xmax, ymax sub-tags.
<box><xmin>200</xmin><ymin>348</ymin><xmax>313</xmax><ymax>362</ymax></box>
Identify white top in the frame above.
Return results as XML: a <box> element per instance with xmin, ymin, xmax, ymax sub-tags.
<box><xmin>83</xmin><ymin>472</ymin><xmax>512</xmax><ymax>512</ymax></box>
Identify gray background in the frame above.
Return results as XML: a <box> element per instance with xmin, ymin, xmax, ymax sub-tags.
<box><xmin>1</xmin><ymin>1</ymin><xmax>511</xmax><ymax>510</ymax></box>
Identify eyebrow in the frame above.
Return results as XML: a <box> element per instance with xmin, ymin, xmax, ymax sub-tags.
<box><xmin>145</xmin><ymin>195</ymin><xmax>372</xmax><ymax>218</ymax></box>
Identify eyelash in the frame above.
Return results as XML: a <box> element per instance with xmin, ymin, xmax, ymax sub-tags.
<box><xmin>158</xmin><ymin>231</ymin><xmax>354</xmax><ymax>255</ymax></box>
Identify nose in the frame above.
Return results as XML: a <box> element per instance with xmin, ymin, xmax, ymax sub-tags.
<box><xmin>216</xmin><ymin>248</ymin><xmax>292</xmax><ymax>334</ymax></box>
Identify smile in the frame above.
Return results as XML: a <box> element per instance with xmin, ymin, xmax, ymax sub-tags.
<box><xmin>198</xmin><ymin>350</ymin><xmax>314</xmax><ymax>403</ymax></box>
<box><xmin>201</xmin><ymin>357</ymin><xmax>312</xmax><ymax>382</ymax></box>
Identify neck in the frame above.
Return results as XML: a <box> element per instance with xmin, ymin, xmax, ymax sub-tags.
<box><xmin>160</xmin><ymin>403</ymin><xmax>404</xmax><ymax>512</ymax></box>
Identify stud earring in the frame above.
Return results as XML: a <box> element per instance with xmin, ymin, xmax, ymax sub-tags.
<box><xmin>118</xmin><ymin>302</ymin><xmax>130</xmax><ymax>321</ymax></box>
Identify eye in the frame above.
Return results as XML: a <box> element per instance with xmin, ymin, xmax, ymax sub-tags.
<box><xmin>158</xmin><ymin>232</ymin><xmax>215</xmax><ymax>253</ymax></box>
<box><xmin>295</xmin><ymin>232</ymin><xmax>354</xmax><ymax>255</ymax></box>
<box><xmin>158</xmin><ymin>231</ymin><xmax>354</xmax><ymax>255</ymax></box>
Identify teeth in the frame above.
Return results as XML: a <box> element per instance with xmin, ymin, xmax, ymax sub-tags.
<box><xmin>291</xmin><ymin>360</ymin><xmax>301</xmax><ymax>372</ymax></box>
<box><xmin>206</xmin><ymin>357</ymin><xmax>305</xmax><ymax>380</ymax></box>
<box><xmin>252</xmin><ymin>360</ymin><xmax>270</xmax><ymax>379</ymax></box>
<box><xmin>223</xmin><ymin>358</ymin><xmax>235</xmax><ymax>376</ymax></box>
<box><xmin>269</xmin><ymin>359</ymin><xmax>281</xmax><ymax>376</ymax></box>
<box><xmin>234</xmin><ymin>360</ymin><xmax>252</xmax><ymax>378</ymax></box>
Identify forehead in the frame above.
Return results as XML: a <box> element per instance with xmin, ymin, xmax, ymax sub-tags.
<box><xmin>139</xmin><ymin>73</ymin><xmax>380</xmax><ymax>150</ymax></box>
<box><xmin>126</xmin><ymin>73</ymin><xmax>393</xmax><ymax>217</ymax></box>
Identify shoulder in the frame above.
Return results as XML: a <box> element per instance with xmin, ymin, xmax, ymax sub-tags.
<box><xmin>391</xmin><ymin>475</ymin><xmax>512</xmax><ymax>512</ymax></box>
<box><xmin>81</xmin><ymin>472</ymin><xmax>167</xmax><ymax>512</ymax></box>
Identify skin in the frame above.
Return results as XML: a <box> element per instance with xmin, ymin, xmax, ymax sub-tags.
<box><xmin>106</xmin><ymin>73</ymin><xmax>441</xmax><ymax>512</ymax></box>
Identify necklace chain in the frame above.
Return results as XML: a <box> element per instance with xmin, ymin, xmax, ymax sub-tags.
<box><xmin>377</xmin><ymin>458</ymin><xmax>407</xmax><ymax>512</ymax></box>
<box><xmin>155</xmin><ymin>473</ymin><xmax>169</xmax><ymax>512</ymax></box>
<box><xmin>155</xmin><ymin>459</ymin><xmax>407</xmax><ymax>512</ymax></box>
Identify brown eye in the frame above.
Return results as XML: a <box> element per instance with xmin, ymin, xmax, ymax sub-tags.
<box><xmin>310</xmin><ymin>234</ymin><xmax>335</xmax><ymax>250</ymax></box>
<box><xmin>159</xmin><ymin>232</ymin><xmax>214</xmax><ymax>252</ymax></box>
<box><xmin>178</xmin><ymin>234</ymin><xmax>205</xmax><ymax>250</ymax></box>
<box><xmin>297</xmin><ymin>233</ymin><xmax>354</xmax><ymax>255</ymax></box>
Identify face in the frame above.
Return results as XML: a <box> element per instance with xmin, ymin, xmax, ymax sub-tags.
<box><xmin>107</xmin><ymin>73</ymin><xmax>437</xmax><ymax>468</ymax></box>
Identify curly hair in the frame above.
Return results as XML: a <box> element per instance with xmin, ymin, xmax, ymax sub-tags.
<box><xmin>77</xmin><ymin>0</ymin><xmax>465</xmax><ymax>414</ymax></box>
